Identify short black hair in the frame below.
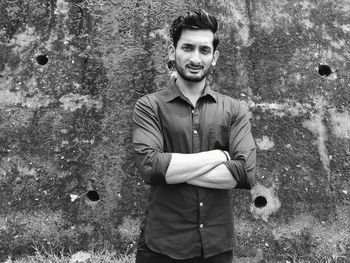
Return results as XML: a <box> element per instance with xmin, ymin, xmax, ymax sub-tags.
<box><xmin>170</xmin><ymin>9</ymin><xmax>220</xmax><ymax>51</ymax></box>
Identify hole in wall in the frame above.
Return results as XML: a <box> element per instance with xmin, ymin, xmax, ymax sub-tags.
<box><xmin>86</xmin><ymin>190</ymin><xmax>100</xmax><ymax>202</ymax></box>
<box><xmin>36</xmin><ymin>54</ymin><xmax>48</xmax><ymax>65</ymax></box>
<box><xmin>318</xmin><ymin>64</ymin><xmax>332</xmax><ymax>77</ymax></box>
<box><xmin>254</xmin><ymin>195</ymin><xmax>267</xmax><ymax>208</ymax></box>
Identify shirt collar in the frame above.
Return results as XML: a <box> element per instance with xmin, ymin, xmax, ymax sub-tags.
<box><xmin>165</xmin><ymin>80</ymin><xmax>217</xmax><ymax>103</ymax></box>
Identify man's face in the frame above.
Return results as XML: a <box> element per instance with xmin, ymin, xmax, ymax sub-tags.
<box><xmin>169</xmin><ymin>29</ymin><xmax>219</xmax><ymax>82</ymax></box>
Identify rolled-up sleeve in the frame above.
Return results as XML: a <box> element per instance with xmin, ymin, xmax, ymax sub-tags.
<box><xmin>223</xmin><ymin>103</ymin><xmax>256</xmax><ymax>189</ymax></box>
<box><xmin>133</xmin><ymin>95</ymin><xmax>172</xmax><ymax>185</ymax></box>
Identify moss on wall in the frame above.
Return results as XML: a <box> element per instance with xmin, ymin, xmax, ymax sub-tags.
<box><xmin>0</xmin><ymin>0</ymin><xmax>349</xmax><ymax>261</ymax></box>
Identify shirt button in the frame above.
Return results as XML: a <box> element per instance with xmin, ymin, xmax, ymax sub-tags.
<box><xmin>191</xmin><ymin>110</ymin><xmax>194</xmax><ymax>113</ymax></box>
<box><xmin>193</xmin><ymin>130</ymin><xmax>198</xmax><ymax>134</ymax></box>
<box><xmin>199</xmin><ymin>202</ymin><xmax>203</xmax><ymax>207</ymax></box>
<box><xmin>199</xmin><ymin>224</ymin><xmax>204</xmax><ymax>229</ymax></box>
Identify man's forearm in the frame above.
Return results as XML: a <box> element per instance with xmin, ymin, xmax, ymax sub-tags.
<box><xmin>165</xmin><ymin>150</ymin><xmax>228</xmax><ymax>184</ymax></box>
<box><xmin>187</xmin><ymin>164</ymin><xmax>237</xmax><ymax>189</ymax></box>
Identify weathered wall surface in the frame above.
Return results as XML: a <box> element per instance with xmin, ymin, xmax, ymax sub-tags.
<box><xmin>0</xmin><ymin>0</ymin><xmax>349</xmax><ymax>261</ymax></box>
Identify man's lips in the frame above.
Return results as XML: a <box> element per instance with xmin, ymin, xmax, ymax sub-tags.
<box><xmin>187</xmin><ymin>65</ymin><xmax>203</xmax><ymax>71</ymax></box>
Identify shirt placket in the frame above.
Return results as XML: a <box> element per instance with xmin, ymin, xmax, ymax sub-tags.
<box><xmin>191</xmin><ymin>106</ymin><xmax>200</xmax><ymax>153</ymax></box>
<box><xmin>190</xmin><ymin>105</ymin><xmax>203</xmax><ymax>256</ymax></box>
<box><xmin>192</xmin><ymin>103</ymin><xmax>209</xmax><ymax>254</ymax></box>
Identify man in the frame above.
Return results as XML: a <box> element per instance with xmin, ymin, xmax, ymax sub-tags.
<box><xmin>133</xmin><ymin>9</ymin><xmax>256</xmax><ymax>263</ymax></box>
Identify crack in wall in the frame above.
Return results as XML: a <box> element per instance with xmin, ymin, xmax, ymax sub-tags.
<box><xmin>302</xmin><ymin>96</ymin><xmax>331</xmax><ymax>183</ymax></box>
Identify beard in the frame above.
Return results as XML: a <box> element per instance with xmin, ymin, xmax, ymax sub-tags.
<box><xmin>175</xmin><ymin>62</ymin><xmax>212</xmax><ymax>82</ymax></box>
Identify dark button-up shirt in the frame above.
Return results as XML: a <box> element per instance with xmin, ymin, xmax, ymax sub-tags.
<box><xmin>133</xmin><ymin>80</ymin><xmax>256</xmax><ymax>259</ymax></box>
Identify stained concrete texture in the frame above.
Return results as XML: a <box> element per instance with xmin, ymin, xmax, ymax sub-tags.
<box><xmin>0</xmin><ymin>0</ymin><xmax>349</xmax><ymax>261</ymax></box>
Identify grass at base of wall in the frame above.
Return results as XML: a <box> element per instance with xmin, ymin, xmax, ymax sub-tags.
<box><xmin>8</xmin><ymin>248</ymin><xmax>348</xmax><ymax>263</ymax></box>
<box><xmin>8</xmin><ymin>248</ymin><xmax>135</xmax><ymax>263</ymax></box>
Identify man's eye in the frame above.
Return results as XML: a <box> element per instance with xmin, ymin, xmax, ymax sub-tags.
<box><xmin>201</xmin><ymin>49</ymin><xmax>211</xmax><ymax>54</ymax></box>
<box><xmin>183</xmin><ymin>46</ymin><xmax>191</xmax><ymax>51</ymax></box>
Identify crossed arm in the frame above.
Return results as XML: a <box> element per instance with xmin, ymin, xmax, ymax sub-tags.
<box><xmin>133</xmin><ymin>95</ymin><xmax>256</xmax><ymax>190</ymax></box>
<box><xmin>165</xmin><ymin>151</ymin><xmax>237</xmax><ymax>189</ymax></box>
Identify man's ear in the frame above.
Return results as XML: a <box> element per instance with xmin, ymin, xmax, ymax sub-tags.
<box><xmin>168</xmin><ymin>45</ymin><xmax>175</xmax><ymax>60</ymax></box>
<box><xmin>211</xmin><ymin>50</ymin><xmax>219</xmax><ymax>66</ymax></box>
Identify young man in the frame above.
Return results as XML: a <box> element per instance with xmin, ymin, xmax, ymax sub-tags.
<box><xmin>133</xmin><ymin>9</ymin><xmax>256</xmax><ymax>263</ymax></box>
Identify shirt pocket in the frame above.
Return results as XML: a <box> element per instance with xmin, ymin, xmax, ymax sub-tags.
<box><xmin>209</xmin><ymin>124</ymin><xmax>230</xmax><ymax>151</ymax></box>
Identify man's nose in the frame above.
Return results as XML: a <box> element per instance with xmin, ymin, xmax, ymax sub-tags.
<box><xmin>190</xmin><ymin>50</ymin><xmax>201</xmax><ymax>64</ymax></box>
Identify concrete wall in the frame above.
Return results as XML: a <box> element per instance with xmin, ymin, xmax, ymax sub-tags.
<box><xmin>0</xmin><ymin>0</ymin><xmax>349</xmax><ymax>261</ymax></box>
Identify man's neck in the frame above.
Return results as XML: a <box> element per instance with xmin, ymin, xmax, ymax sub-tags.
<box><xmin>176</xmin><ymin>77</ymin><xmax>206</xmax><ymax>103</ymax></box>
